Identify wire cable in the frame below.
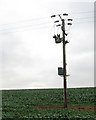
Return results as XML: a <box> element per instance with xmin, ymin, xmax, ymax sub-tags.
<box><xmin>0</xmin><ymin>11</ymin><xmax>94</xmax><ymax>27</ymax></box>
<box><xmin>0</xmin><ymin>20</ymin><xmax>95</xmax><ymax>34</ymax></box>
<box><xmin>0</xmin><ymin>16</ymin><xmax>50</xmax><ymax>27</ymax></box>
<box><xmin>0</xmin><ymin>11</ymin><xmax>95</xmax><ymax>34</ymax></box>
<box><xmin>0</xmin><ymin>21</ymin><xmax>52</xmax><ymax>32</ymax></box>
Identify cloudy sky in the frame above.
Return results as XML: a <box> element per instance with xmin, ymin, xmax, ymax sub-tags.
<box><xmin>0</xmin><ymin>0</ymin><xmax>95</xmax><ymax>89</ymax></box>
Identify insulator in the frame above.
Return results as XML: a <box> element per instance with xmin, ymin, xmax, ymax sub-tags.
<box><xmin>57</xmin><ymin>34</ymin><xmax>60</xmax><ymax>37</ymax></box>
<box><xmin>56</xmin><ymin>24</ymin><xmax>61</xmax><ymax>27</ymax></box>
<box><xmin>63</xmin><ymin>13</ymin><xmax>68</xmax><ymax>16</ymax></box>
<box><xmin>67</xmin><ymin>23</ymin><xmax>72</xmax><ymax>25</ymax></box>
<box><xmin>51</xmin><ymin>15</ymin><xmax>56</xmax><ymax>18</ymax></box>
<box><xmin>65</xmin><ymin>41</ymin><xmax>69</xmax><ymax>44</ymax></box>
<box><xmin>54</xmin><ymin>20</ymin><xmax>59</xmax><ymax>23</ymax></box>
<box><xmin>68</xmin><ymin>19</ymin><xmax>73</xmax><ymax>21</ymax></box>
<box><xmin>53</xmin><ymin>35</ymin><xmax>57</xmax><ymax>39</ymax></box>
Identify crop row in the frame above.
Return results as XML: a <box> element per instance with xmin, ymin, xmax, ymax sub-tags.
<box><xmin>1</xmin><ymin>87</ymin><xmax>95</xmax><ymax>119</ymax></box>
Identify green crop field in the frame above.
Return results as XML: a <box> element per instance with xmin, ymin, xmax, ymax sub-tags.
<box><xmin>1</xmin><ymin>87</ymin><xmax>96</xmax><ymax>119</ymax></box>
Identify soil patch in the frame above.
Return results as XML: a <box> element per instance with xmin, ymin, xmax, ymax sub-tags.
<box><xmin>34</xmin><ymin>105</ymin><xmax>96</xmax><ymax>111</ymax></box>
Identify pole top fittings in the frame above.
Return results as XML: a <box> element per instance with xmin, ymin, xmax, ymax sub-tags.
<box><xmin>63</xmin><ymin>13</ymin><xmax>68</xmax><ymax>16</ymax></box>
<box><xmin>51</xmin><ymin>15</ymin><xmax>56</xmax><ymax>18</ymax></box>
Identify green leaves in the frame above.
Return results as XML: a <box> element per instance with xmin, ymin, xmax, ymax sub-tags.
<box><xmin>2</xmin><ymin>87</ymin><xmax>95</xmax><ymax>119</ymax></box>
<box><xmin>67</xmin><ymin>87</ymin><xmax>95</xmax><ymax>106</ymax></box>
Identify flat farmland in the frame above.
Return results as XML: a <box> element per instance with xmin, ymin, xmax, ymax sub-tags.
<box><xmin>2</xmin><ymin>87</ymin><xmax>96</xmax><ymax>119</ymax></box>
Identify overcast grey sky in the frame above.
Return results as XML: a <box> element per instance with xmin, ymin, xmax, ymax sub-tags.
<box><xmin>0</xmin><ymin>0</ymin><xmax>95</xmax><ymax>89</ymax></box>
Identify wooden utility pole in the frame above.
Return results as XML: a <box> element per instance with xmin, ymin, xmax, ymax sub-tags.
<box><xmin>62</xmin><ymin>19</ymin><xmax>67</xmax><ymax>108</ymax></box>
<box><xmin>51</xmin><ymin>13</ymin><xmax>72</xmax><ymax>108</ymax></box>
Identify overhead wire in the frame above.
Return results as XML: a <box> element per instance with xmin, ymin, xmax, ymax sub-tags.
<box><xmin>0</xmin><ymin>24</ymin><xmax>52</xmax><ymax>34</ymax></box>
<box><xmin>0</xmin><ymin>20</ymin><xmax>94</xmax><ymax>34</ymax></box>
<box><xmin>0</xmin><ymin>16</ymin><xmax>50</xmax><ymax>27</ymax></box>
<box><xmin>0</xmin><ymin>17</ymin><xmax>94</xmax><ymax>29</ymax></box>
<box><xmin>0</xmin><ymin>11</ymin><xmax>94</xmax><ymax>27</ymax></box>
<box><xmin>0</xmin><ymin>21</ymin><xmax>52</xmax><ymax>33</ymax></box>
<box><xmin>69</xmin><ymin>11</ymin><xmax>94</xmax><ymax>14</ymax></box>
<box><xmin>73</xmin><ymin>20</ymin><xmax>95</xmax><ymax>24</ymax></box>
<box><xmin>2</xmin><ymin>25</ymin><xmax>51</xmax><ymax>34</ymax></box>
<box><xmin>0</xmin><ymin>11</ymin><xmax>95</xmax><ymax>34</ymax></box>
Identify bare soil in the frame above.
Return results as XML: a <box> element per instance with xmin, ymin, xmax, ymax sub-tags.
<box><xmin>34</xmin><ymin>105</ymin><xmax>96</xmax><ymax>111</ymax></box>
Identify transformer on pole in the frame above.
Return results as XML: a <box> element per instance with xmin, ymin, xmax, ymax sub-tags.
<box><xmin>51</xmin><ymin>13</ymin><xmax>72</xmax><ymax>108</ymax></box>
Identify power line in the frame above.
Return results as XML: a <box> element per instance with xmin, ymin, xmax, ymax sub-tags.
<box><xmin>73</xmin><ymin>16</ymin><xmax>95</xmax><ymax>20</ymax></box>
<box><xmin>0</xmin><ymin>20</ymin><xmax>94</xmax><ymax>34</ymax></box>
<box><xmin>73</xmin><ymin>20</ymin><xmax>95</xmax><ymax>24</ymax></box>
<box><xmin>0</xmin><ymin>14</ymin><xmax>95</xmax><ymax>34</ymax></box>
<box><xmin>0</xmin><ymin>16</ymin><xmax>50</xmax><ymax>27</ymax></box>
<box><xmin>0</xmin><ymin>23</ymin><xmax>52</xmax><ymax>34</ymax></box>
<box><xmin>0</xmin><ymin>16</ymin><xmax>94</xmax><ymax>29</ymax></box>
<box><xmin>68</xmin><ymin>11</ymin><xmax>94</xmax><ymax>15</ymax></box>
<box><xmin>0</xmin><ymin>22</ymin><xmax>52</xmax><ymax>32</ymax></box>
<box><xmin>0</xmin><ymin>11</ymin><xmax>94</xmax><ymax>27</ymax></box>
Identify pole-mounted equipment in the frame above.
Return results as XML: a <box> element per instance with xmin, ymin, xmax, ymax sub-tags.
<box><xmin>51</xmin><ymin>13</ymin><xmax>73</xmax><ymax>108</ymax></box>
